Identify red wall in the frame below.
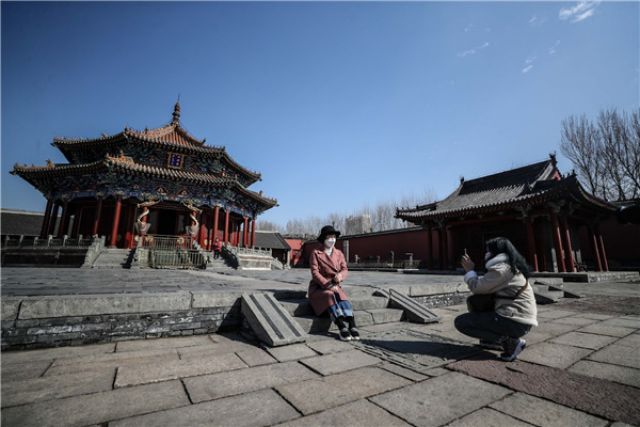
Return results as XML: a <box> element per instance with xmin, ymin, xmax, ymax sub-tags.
<box><xmin>336</xmin><ymin>228</ymin><xmax>431</xmax><ymax>265</ymax></box>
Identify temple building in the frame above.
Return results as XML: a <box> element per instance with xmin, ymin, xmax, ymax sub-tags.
<box><xmin>396</xmin><ymin>154</ymin><xmax>618</xmax><ymax>272</ymax></box>
<box><xmin>11</xmin><ymin>103</ymin><xmax>277</xmax><ymax>250</ymax></box>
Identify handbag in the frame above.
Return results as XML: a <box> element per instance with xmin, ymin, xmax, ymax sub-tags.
<box><xmin>466</xmin><ymin>280</ymin><xmax>530</xmax><ymax>313</ymax></box>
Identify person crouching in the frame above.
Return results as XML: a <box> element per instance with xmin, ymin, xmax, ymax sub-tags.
<box><xmin>307</xmin><ymin>225</ymin><xmax>360</xmax><ymax>341</ymax></box>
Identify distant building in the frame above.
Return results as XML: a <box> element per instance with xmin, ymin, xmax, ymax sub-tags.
<box><xmin>345</xmin><ymin>214</ymin><xmax>372</xmax><ymax>235</ymax></box>
<box><xmin>1</xmin><ymin>209</ymin><xmax>46</xmax><ymax>240</ymax></box>
<box><xmin>254</xmin><ymin>231</ymin><xmax>291</xmax><ymax>265</ymax></box>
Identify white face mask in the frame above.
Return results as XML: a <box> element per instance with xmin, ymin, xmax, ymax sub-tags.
<box><xmin>484</xmin><ymin>252</ymin><xmax>492</xmax><ymax>261</ymax></box>
<box><xmin>324</xmin><ymin>238</ymin><xmax>336</xmax><ymax>249</ymax></box>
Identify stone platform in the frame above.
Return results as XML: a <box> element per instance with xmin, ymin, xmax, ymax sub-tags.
<box><xmin>532</xmin><ymin>271</ymin><xmax>640</xmax><ymax>283</ymax></box>
<box><xmin>2</xmin><ymin>281</ymin><xmax>640</xmax><ymax>426</ymax></box>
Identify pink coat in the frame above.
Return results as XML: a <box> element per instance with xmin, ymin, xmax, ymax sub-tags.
<box><xmin>307</xmin><ymin>248</ymin><xmax>350</xmax><ymax>315</ymax></box>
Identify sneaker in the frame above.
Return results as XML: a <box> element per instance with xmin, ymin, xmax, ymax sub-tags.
<box><xmin>349</xmin><ymin>328</ymin><xmax>361</xmax><ymax>341</ymax></box>
<box><xmin>500</xmin><ymin>338</ymin><xmax>526</xmax><ymax>362</ymax></box>
<box><xmin>339</xmin><ymin>328</ymin><xmax>352</xmax><ymax>341</ymax></box>
<box><xmin>478</xmin><ymin>339</ymin><xmax>503</xmax><ymax>351</ymax></box>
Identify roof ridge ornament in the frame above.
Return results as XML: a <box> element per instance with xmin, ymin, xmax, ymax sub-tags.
<box><xmin>171</xmin><ymin>100</ymin><xmax>181</xmax><ymax>125</ymax></box>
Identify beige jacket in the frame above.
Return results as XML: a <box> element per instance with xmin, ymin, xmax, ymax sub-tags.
<box><xmin>464</xmin><ymin>253</ymin><xmax>538</xmax><ymax>327</ymax></box>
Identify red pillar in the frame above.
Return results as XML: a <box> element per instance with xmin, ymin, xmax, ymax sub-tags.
<box><xmin>589</xmin><ymin>226</ymin><xmax>603</xmax><ymax>271</ymax></box>
<box><xmin>223</xmin><ymin>209</ymin><xmax>230</xmax><ymax>244</ymax></box>
<box><xmin>40</xmin><ymin>199</ymin><xmax>53</xmax><ymax>238</ymax></box>
<box><xmin>437</xmin><ymin>228</ymin><xmax>445</xmax><ymax>270</ymax></box>
<box><xmin>596</xmin><ymin>227</ymin><xmax>609</xmax><ymax>272</ymax></box>
<box><xmin>561</xmin><ymin>216</ymin><xmax>576</xmax><ymax>272</ymax></box>
<box><xmin>73</xmin><ymin>207</ymin><xmax>84</xmax><ymax>237</ymax></box>
<box><xmin>426</xmin><ymin>225</ymin><xmax>433</xmax><ymax>270</ymax></box>
<box><xmin>124</xmin><ymin>204</ymin><xmax>136</xmax><ymax>249</ymax></box>
<box><xmin>525</xmin><ymin>218</ymin><xmax>539</xmax><ymax>272</ymax></box>
<box><xmin>92</xmin><ymin>198</ymin><xmax>103</xmax><ymax>236</ymax></box>
<box><xmin>251</xmin><ymin>219</ymin><xmax>256</xmax><ymax>247</ymax></box>
<box><xmin>243</xmin><ymin>216</ymin><xmax>249</xmax><ymax>248</ymax></box>
<box><xmin>199</xmin><ymin>211</ymin><xmax>208</xmax><ymax>247</ymax></box>
<box><xmin>110</xmin><ymin>197</ymin><xmax>122</xmax><ymax>248</ymax></box>
<box><xmin>211</xmin><ymin>206</ymin><xmax>220</xmax><ymax>249</ymax></box>
<box><xmin>58</xmin><ymin>201</ymin><xmax>70</xmax><ymax>237</ymax></box>
<box><xmin>446</xmin><ymin>226</ymin><xmax>454</xmax><ymax>270</ymax></box>
<box><xmin>549</xmin><ymin>210</ymin><xmax>566</xmax><ymax>272</ymax></box>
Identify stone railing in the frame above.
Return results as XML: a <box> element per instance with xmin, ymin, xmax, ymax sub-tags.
<box><xmin>226</xmin><ymin>245</ymin><xmax>272</xmax><ymax>257</ymax></box>
<box><xmin>2</xmin><ymin>235</ymin><xmax>95</xmax><ymax>249</ymax></box>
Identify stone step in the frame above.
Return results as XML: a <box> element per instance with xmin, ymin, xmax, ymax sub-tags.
<box><xmin>241</xmin><ymin>292</ymin><xmax>307</xmax><ymax>347</ymax></box>
<box><xmin>293</xmin><ymin>308</ymin><xmax>405</xmax><ymax>334</ymax></box>
<box><xmin>534</xmin><ymin>289</ymin><xmax>564</xmax><ymax>304</ymax></box>
<box><xmin>92</xmin><ymin>249</ymin><xmax>132</xmax><ymax>268</ymax></box>
<box><xmin>533</xmin><ymin>284</ymin><xmax>550</xmax><ymax>292</ymax></box>
<box><xmin>278</xmin><ymin>295</ymin><xmax>389</xmax><ymax>317</ymax></box>
<box><xmin>375</xmin><ymin>288</ymin><xmax>441</xmax><ymax>324</ymax></box>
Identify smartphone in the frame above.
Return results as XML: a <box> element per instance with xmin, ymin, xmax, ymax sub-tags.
<box><xmin>464</xmin><ymin>248</ymin><xmax>468</xmax><ymax>256</ymax></box>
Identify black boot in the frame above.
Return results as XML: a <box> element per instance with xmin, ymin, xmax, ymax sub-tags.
<box><xmin>346</xmin><ymin>316</ymin><xmax>360</xmax><ymax>341</ymax></box>
<box><xmin>335</xmin><ymin>317</ymin><xmax>351</xmax><ymax>341</ymax></box>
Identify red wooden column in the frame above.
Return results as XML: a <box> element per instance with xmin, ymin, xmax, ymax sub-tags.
<box><xmin>596</xmin><ymin>226</ymin><xmax>609</xmax><ymax>272</ymax></box>
<box><xmin>223</xmin><ymin>209</ymin><xmax>230</xmax><ymax>244</ymax></box>
<box><xmin>198</xmin><ymin>211</ymin><xmax>208</xmax><ymax>248</ymax></box>
<box><xmin>109</xmin><ymin>197</ymin><xmax>122</xmax><ymax>248</ymax></box>
<box><xmin>437</xmin><ymin>228</ymin><xmax>445</xmax><ymax>270</ymax></box>
<box><xmin>73</xmin><ymin>207</ymin><xmax>84</xmax><ymax>237</ymax></box>
<box><xmin>40</xmin><ymin>199</ymin><xmax>53</xmax><ymax>238</ymax></box>
<box><xmin>561</xmin><ymin>216</ymin><xmax>577</xmax><ymax>272</ymax></box>
<box><xmin>549</xmin><ymin>210</ymin><xmax>566</xmax><ymax>272</ymax></box>
<box><xmin>588</xmin><ymin>226</ymin><xmax>603</xmax><ymax>271</ymax></box>
<box><xmin>250</xmin><ymin>218</ymin><xmax>256</xmax><ymax>247</ymax></box>
<box><xmin>58</xmin><ymin>201</ymin><xmax>70</xmax><ymax>238</ymax></box>
<box><xmin>446</xmin><ymin>227</ymin><xmax>454</xmax><ymax>270</ymax></box>
<box><xmin>243</xmin><ymin>217</ymin><xmax>249</xmax><ymax>248</ymax></box>
<box><xmin>124</xmin><ymin>205</ymin><xmax>136</xmax><ymax>249</ymax></box>
<box><xmin>210</xmin><ymin>206</ymin><xmax>220</xmax><ymax>250</ymax></box>
<box><xmin>426</xmin><ymin>225</ymin><xmax>433</xmax><ymax>270</ymax></box>
<box><xmin>524</xmin><ymin>218</ymin><xmax>539</xmax><ymax>272</ymax></box>
<box><xmin>92</xmin><ymin>198</ymin><xmax>103</xmax><ymax>236</ymax></box>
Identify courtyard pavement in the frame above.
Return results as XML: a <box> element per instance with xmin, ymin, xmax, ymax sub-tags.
<box><xmin>1</xmin><ymin>276</ymin><xmax>639</xmax><ymax>427</ymax></box>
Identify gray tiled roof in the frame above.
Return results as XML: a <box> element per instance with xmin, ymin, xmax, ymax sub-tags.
<box><xmin>254</xmin><ymin>231</ymin><xmax>291</xmax><ymax>250</ymax></box>
<box><xmin>1</xmin><ymin>210</ymin><xmax>44</xmax><ymax>236</ymax></box>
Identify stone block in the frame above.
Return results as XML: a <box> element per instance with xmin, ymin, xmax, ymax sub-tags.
<box><xmin>537</xmin><ymin>310</ymin><xmax>577</xmax><ymax>320</ymax></box>
<box><xmin>578</xmin><ymin>324</ymin><xmax>636</xmax><ymax>337</ymax></box>
<box><xmin>110</xmin><ymin>388</ymin><xmax>299</xmax><ymax>427</ymax></box>
<box><xmin>388</xmin><ymin>289</ymin><xmax>440</xmax><ymax>324</ymax></box>
<box><xmin>184</xmin><ymin>360</ymin><xmax>319</xmax><ymax>402</ymax></box>
<box><xmin>275</xmin><ymin>399</ymin><xmax>411</xmax><ymax>427</ymax></box>
<box><xmin>1</xmin><ymin>380</ymin><xmax>189</xmax><ymax>427</ymax></box>
<box><xmin>368</xmin><ymin>308</ymin><xmax>404</xmax><ymax>323</ymax></box>
<box><xmin>305</xmin><ymin>339</ymin><xmax>354</xmax><ymax>355</ymax></box>
<box><xmin>489</xmin><ymin>392</ymin><xmax>607</xmax><ymax>427</ymax></box>
<box><xmin>600</xmin><ymin>317</ymin><xmax>640</xmax><ymax>329</ymax></box>
<box><xmin>46</xmin><ymin>348</ymin><xmax>179</xmax><ymax>376</ymax></box>
<box><xmin>241</xmin><ymin>292</ymin><xmax>307</xmax><ymax>347</ymax></box>
<box><xmin>235</xmin><ymin>347</ymin><xmax>278</xmax><ymax>366</ymax></box>
<box><xmin>2</xmin><ymin>368</ymin><xmax>114</xmax><ymax>408</ymax></box>
<box><xmin>535</xmin><ymin>322</ymin><xmax>581</xmax><ymax>337</ymax></box>
<box><xmin>1</xmin><ymin>342</ymin><xmax>115</xmax><ymax>364</ymax></box>
<box><xmin>569</xmin><ymin>360</ymin><xmax>640</xmax><ymax>388</ymax></box>
<box><xmin>614</xmin><ymin>333</ymin><xmax>640</xmax><ymax>349</ymax></box>
<box><xmin>18</xmin><ymin>292</ymin><xmax>192</xmax><ymax>319</ymax></box>
<box><xmin>518</xmin><ymin>342</ymin><xmax>592</xmax><ymax>369</ymax></box>
<box><xmin>1</xmin><ymin>360</ymin><xmax>52</xmax><ymax>382</ymax></box>
<box><xmin>350</xmin><ymin>296</ymin><xmax>389</xmax><ymax>311</ymax></box>
<box><xmin>114</xmin><ymin>351</ymin><xmax>246</xmax><ymax>387</ymax></box>
<box><xmin>409</xmin><ymin>282</ymin><xmax>467</xmax><ymax>297</ymax></box>
<box><xmin>190</xmin><ymin>291</ymin><xmax>242</xmax><ymax>308</ymax></box>
<box><xmin>446</xmin><ymin>408</ymin><xmax>532</xmax><ymax>427</ymax></box>
<box><xmin>276</xmin><ymin>366</ymin><xmax>410</xmax><ymax>415</ymax></box>
<box><xmin>115</xmin><ymin>335</ymin><xmax>214</xmax><ymax>352</ymax></box>
<box><xmin>588</xmin><ymin>344</ymin><xmax>640</xmax><ymax>369</ymax></box>
<box><xmin>550</xmin><ymin>332</ymin><xmax>617</xmax><ymax>350</ymax></box>
<box><xmin>551</xmin><ymin>316</ymin><xmax>598</xmax><ymax>327</ymax></box>
<box><xmin>266</xmin><ymin>343</ymin><xmax>318</xmax><ymax>362</ymax></box>
<box><xmin>379</xmin><ymin>362</ymin><xmax>429</xmax><ymax>381</ymax></box>
<box><xmin>1</xmin><ymin>298</ymin><xmax>22</xmax><ymax>320</ymax></box>
<box><xmin>370</xmin><ymin>372</ymin><xmax>510</xmax><ymax>427</ymax></box>
<box><xmin>300</xmin><ymin>349</ymin><xmax>381</xmax><ymax>376</ymax></box>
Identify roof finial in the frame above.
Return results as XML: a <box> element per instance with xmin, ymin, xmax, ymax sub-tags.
<box><xmin>549</xmin><ymin>151</ymin><xmax>557</xmax><ymax>167</ymax></box>
<box><xmin>459</xmin><ymin>176</ymin><xmax>465</xmax><ymax>184</ymax></box>
<box><xmin>172</xmin><ymin>97</ymin><xmax>181</xmax><ymax>125</ymax></box>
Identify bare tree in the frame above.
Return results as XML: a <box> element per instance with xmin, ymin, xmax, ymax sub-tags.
<box><xmin>560</xmin><ymin>109</ymin><xmax>639</xmax><ymax>201</ymax></box>
<box><xmin>256</xmin><ymin>220</ymin><xmax>282</xmax><ymax>232</ymax></box>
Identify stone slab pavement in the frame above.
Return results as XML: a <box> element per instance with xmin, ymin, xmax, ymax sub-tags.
<box><xmin>2</xmin><ymin>278</ymin><xmax>639</xmax><ymax>426</ymax></box>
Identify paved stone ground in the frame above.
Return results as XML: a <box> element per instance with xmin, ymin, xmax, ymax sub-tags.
<box><xmin>2</xmin><ymin>279</ymin><xmax>639</xmax><ymax>426</ymax></box>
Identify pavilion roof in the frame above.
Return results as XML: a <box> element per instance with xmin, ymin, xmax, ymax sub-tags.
<box><xmin>11</xmin><ymin>153</ymin><xmax>277</xmax><ymax>208</ymax></box>
<box><xmin>396</xmin><ymin>156</ymin><xmax>616</xmax><ymax>222</ymax></box>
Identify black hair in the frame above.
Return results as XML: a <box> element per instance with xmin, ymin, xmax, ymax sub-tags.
<box><xmin>485</xmin><ymin>237</ymin><xmax>531</xmax><ymax>278</ymax></box>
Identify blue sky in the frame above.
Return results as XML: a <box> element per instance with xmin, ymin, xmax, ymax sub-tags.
<box><xmin>2</xmin><ymin>1</ymin><xmax>638</xmax><ymax>226</ymax></box>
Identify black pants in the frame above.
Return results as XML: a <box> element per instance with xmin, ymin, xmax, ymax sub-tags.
<box><xmin>454</xmin><ymin>312</ymin><xmax>531</xmax><ymax>343</ymax></box>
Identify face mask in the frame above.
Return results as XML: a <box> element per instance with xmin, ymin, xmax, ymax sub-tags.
<box><xmin>484</xmin><ymin>252</ymin><xmax>492</xmax><ymax>261</ymax></box>
<box><xmin>324</xmin><ymin>238</ymin><xmax>336</xmax><ymax>249</ymax></box>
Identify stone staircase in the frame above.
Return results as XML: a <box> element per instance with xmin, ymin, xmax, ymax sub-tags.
<box><xmin>531</xmin><ymin>278</ymin><xmax>579</xmax><ymax>304</ymax></box>
<box><xmin>277</xmin><ymin>289</ymin><xmax>406</xmax><ymax>334</ymax></box>
<box><xmin>91</xmin><ymin>248</ymin><xmax>133</xmax><ymax>268</ymax></box>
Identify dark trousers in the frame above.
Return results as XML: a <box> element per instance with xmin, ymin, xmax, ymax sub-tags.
<box><xmin>454</xmin><ymin>312</ymin><xmax>532</xmax><ymax>343</ymax></box>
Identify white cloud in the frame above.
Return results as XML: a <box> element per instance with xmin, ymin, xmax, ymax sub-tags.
<box><xmin>548</xmin><ymin>40</ymin><xmax>561</xmax><ymax>55</ymax></box>
<box><xmin>457</xmin><ymin>41</ymin><xmax>490</xmax><ymax>58</ymax></box>
<box><xmin>525</xmin><ymin>55</ymin><xmax>537</xmax><ymax>65</ymax></box>
<box><xmin>522</xmin><ymin>65</ymin><xmax>534</xmax><ymax>74</ymax></box>
<box><xmin>559</xmin><ymin>1</ymin><xmax>600</xmax><ymax>23</ymax></box>
<box><xmin>464</xmin><ymin>24</ymin><xmax>473</xmax><ymax>33</ymax></box>
<box><xmin>528</xmin><ymin>15</ymin><xmax>547</xmax><ymax>27</ymax></box>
